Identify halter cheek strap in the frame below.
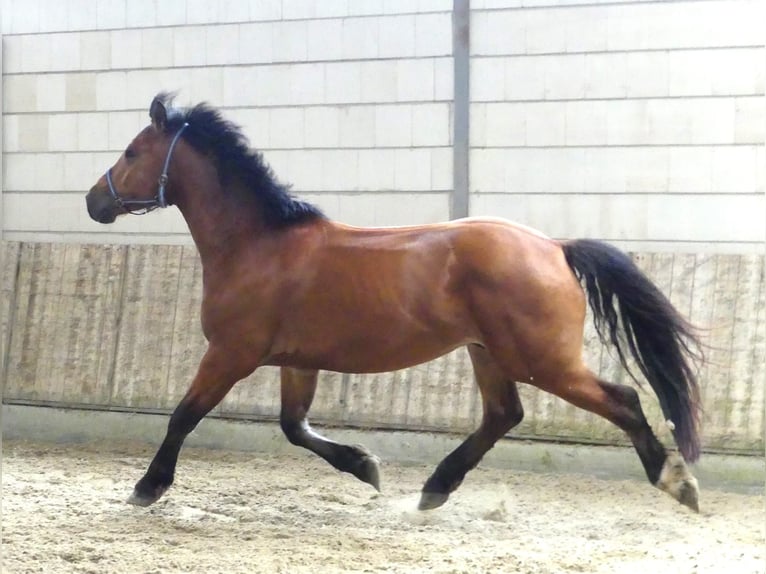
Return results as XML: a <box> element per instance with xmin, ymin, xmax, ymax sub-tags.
<box><xmin>105</xmin><ymin>122</ymin><xmax>189</xmax><ymax>214</ymax></box>
<box><xmin>157</xmin><ymin>122</ymin><xmax>189</xmax><ymax>207</ymax></box>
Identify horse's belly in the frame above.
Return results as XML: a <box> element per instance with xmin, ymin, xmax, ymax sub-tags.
<box><xmin>267</xmin><ymin>328</ymin><xmax>473</xmax><ymax>374</ymax></box>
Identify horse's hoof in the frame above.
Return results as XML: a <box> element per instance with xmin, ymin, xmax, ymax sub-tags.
<box><xmin>677</xmin><ymin>480</ymin><xmax>699</xmax><ymax>513</ymax></box>
<box><xmin>656</xmin><ymin>453</ymin><xmax>700</xmax><ymax>512</ymax></box>
<box><xmin>126</xmin><ymin>491</ymin><xmax>154</xmax><ymax>507</ymax></box>
<box><xmin>418</xmin><ymin>491</ymin><xmax>449</xmax><ymax>511</ymax></box>
<box><xmin>126</xmin><ymin>481</ymin><xmax>168</xmax><ymax>507</ymax></box>
<box><xmin>354</xmin><ymin>454</ymin><xmax>381</xmax><ymax>492</ymax></box>
<box><xmin>364</xmin><ymin>456</ymin><xmax>381</xmax><ymax>492</ymax></box>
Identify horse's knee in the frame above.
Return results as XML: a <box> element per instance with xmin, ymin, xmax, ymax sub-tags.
<box><xmin>484</xmin><ymin>401</ymin><xmax>524</xmax><ymax>435</ymax></box>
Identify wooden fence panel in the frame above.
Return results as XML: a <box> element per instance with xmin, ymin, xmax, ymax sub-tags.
<box><xmin>2</xmin><ymin>241</ymin><xmax>763</xmax><ymax>454</ymax></box>
<box><xmin>111</xmin><ymin>245</ymin><xmax>184</xmax><ymax>410</ymax></box>
<box><xmin>1</xmin><ymin>241</ymin><xmax>21</xmax><ymax>390</ymax></box>
<box><xmin>4</xmin><ymin>243</ymin><xmax>124</xmax><ymax>405</ymax></box>
<box><xmin>703</xmin><ymin>255</ymin><xmax>742</xmax><ymax>448</ymax></box>
<box><xmin>725</xmin><ymin>255</ymin><xmax>764</xmax><ymax>450</ymax></box>
<box><xmin>164</xmin><ymin>245</ymin><xmax>208</xmax><ymax>408</ymax></box>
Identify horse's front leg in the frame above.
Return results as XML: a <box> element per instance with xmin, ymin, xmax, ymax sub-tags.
<box><xmin>280</xmin><ymin>367</ymin><xmax>380</xmax><ymax>491</ymax></box>
<box><xmin>127</xmin><ymin>345</ymin><xmax>256</xmax><ymax>507</ymax></box>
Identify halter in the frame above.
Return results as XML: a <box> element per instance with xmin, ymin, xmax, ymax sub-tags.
<box><xmin>105</xmin><ymin>122</ymin><xmax>189</xmax><ymax>215</ymax></box>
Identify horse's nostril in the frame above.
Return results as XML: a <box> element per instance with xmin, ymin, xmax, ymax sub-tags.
<box><xmin>86</xmin><ymin>191</ymin><xmax>117</xmax><ymax>224</ymax></box>
<box><xmin>95</xmin><ymin>206</ymin><xmax>117</xmax><ymax>224</ymax></box>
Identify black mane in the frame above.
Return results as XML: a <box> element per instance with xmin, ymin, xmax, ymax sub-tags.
<box><xmin>159</xmin><ymin>94</ymin><xmax>325</xmax><ymax>227</ymax></box>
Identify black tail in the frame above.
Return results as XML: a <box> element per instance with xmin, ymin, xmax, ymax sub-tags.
<box><xmin>562</xmin><ymin>239</ymin><xmax>702</xmax><ymax>462</ymax></box>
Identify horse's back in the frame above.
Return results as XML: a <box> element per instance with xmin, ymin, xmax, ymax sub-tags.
<box><xmin>325</xmin><ymin>216</ymin><xmax>575</xmax><ymax>295</ymax></box>
<box><xmin>450</xmin><ymin>216</ymin><xmax>551</xmax><ymax>240</ymax></box>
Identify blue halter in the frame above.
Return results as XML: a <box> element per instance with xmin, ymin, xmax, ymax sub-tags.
<box><xmin>105</xmin><ymin>122</ymin><xmax>189</xmax><ymax>214</ymax></box>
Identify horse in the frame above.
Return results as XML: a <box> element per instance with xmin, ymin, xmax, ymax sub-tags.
<box><xmin>86</xmin><ymin>94</ymin><xmax>703</xmax><ymax>513</ymax></box>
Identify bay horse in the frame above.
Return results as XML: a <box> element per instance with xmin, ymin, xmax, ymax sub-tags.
<box><xmin>86</xmin><ymin>94</ymin><xmax>703</xmax><ymax>512</ymax></box>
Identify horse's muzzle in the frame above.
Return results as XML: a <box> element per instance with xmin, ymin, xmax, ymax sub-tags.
<box><xmin>86</xmin><ymin>187</ymin><xmax>118</xmax><ymax>224</ymax></box>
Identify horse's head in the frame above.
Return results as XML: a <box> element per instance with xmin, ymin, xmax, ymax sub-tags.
<box><xmin>86</xmin><ymin>95</ymin><xmax>187</xmax><ymax>223</ymax></box>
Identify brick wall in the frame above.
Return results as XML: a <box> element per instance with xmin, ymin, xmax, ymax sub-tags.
<box><xmin>1</xmin><ymin>1</ymin><xmax>454</xmax><ymax>243</ymax></box>
<box><xmin>468</xmin><ymin>0</ymin><xmax>765</xmax><ymax>252</ymax></box>
<box><xmin>2</xmin><ymin>0</ymin><xmax>764</xmax><ymax>250</ymax></box>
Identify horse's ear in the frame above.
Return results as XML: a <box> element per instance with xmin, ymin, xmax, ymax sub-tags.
<box><xmin>150</xmin><ymin>97</ymin><xmax>167</xmax><ymax>132</ymax></box>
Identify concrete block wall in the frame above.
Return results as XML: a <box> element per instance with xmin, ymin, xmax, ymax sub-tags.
<box><xmin>1</xmin><ymin>0</ymin><xmax>454</xmax><ymax>244</ymax></box>
<box><xmin>470</xmin><ymin>0</ymin><xmax>765</xmax><ymax>252</ymax></box>
<box><xmin>2</xmin><ymin>0</ymin><xmax>764</xmax><ymax>250</ymax></box>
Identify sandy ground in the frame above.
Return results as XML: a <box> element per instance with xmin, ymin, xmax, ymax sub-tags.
<box><xmin>1</xmin><ymin>440</ymin><xmax>763</xmax><ymax>574</ymax></box>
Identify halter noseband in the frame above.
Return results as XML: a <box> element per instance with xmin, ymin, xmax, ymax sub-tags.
<box><xmin>105</xmin><ymin>122</ymin><xmax>189</xmax><ymax>215</ymax></box>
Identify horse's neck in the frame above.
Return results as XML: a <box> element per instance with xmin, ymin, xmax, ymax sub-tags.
<box><xmin>175</xmin><ymin>177</ymin><xmax>265</xmax><ymax>270</ymax></box>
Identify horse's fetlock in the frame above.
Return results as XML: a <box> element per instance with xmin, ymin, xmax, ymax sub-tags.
<box><xmin>280</xmin><ymin>417</ymin><xmax>306</xmax><ymax>446</ymax></box>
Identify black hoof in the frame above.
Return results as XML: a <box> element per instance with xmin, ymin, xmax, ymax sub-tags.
<box><xmin>353</xmin><ymin>454</ymin><xmax>381</xmax><ymax>492</ymax></box>
<box><xmin>127</xmin><ymin>477</ymin><xmax>170</xmax><ymax>507</ymax></box>
<box><xmin>418</xmin><ymin>490</ymin><xmax>449</xmax><ymax>511</ymax></box>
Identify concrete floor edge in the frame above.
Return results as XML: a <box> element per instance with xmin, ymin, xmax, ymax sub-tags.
<box><xmin>2</xmin><ymin>403</ymin><xmax>763</xmax><ymax>495</ymax></box>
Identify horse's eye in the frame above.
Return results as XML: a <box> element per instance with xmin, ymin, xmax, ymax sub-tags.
<box><xmin>125</xmin><ymin>147</ymin><xmax>136</xmax><ymax>160</ymax></box>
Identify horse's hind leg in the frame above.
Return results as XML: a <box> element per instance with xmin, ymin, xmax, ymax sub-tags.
<box><xmin>538</xmin><ymin>368</ymin><xmax>699</xmax><ymax>511</ymax></box>
<box><xmin>128</xmin><ymin>345</ymin><xmax>254</xmax><ymax>507</ymax></box>
<box><xmin>419</xmin><ymin>344</ymin><xmax>524</xmax><ymax>510</ymax></box>
<box><xmin>280</xmin><ymin>367</ymin><xmax>380</xmax><ymax>490</ymax></box>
